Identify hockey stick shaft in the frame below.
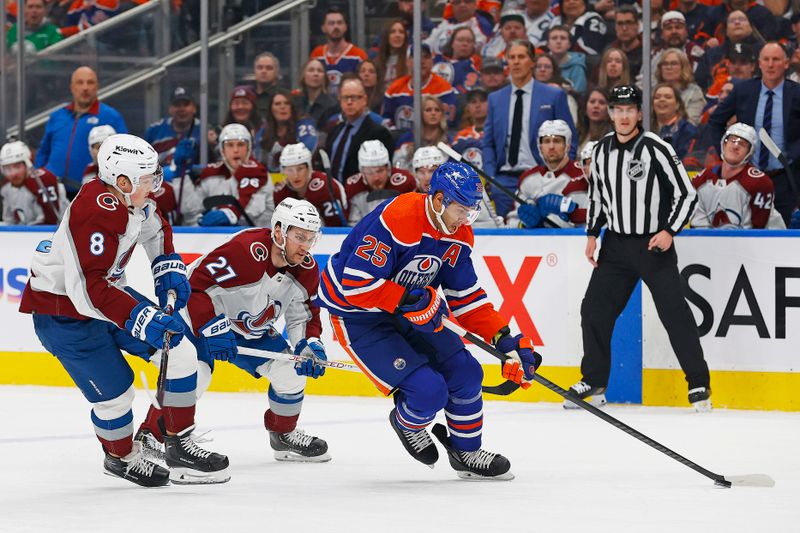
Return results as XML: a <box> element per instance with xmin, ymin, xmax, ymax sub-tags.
<box><xmin>441</xmin><ymin>318</ymin><xmax>742</xmax><ymax>487</ymax></box>
<box><xmin>318</xmin><ymin>148</ymin><xmax>348</xmax><ymax>226</ymax></box>
<box><xmin>758</xmin><ymin>128</ymin><xmax>800</xmax><ymax>205</ymax></box>
<box><xmin>436</xmin><ymin>142</ymin><xmax>527</xmax><ymax>204</ymax></box>
<box><xmin>237</xmin><ymin>346</ymin><xmax>361</xmax><ymax>373</ymax></box>
<box><xmin>155</xmin><ymin>290</ymin><xmax>177</xmax><ymax>409</ymax></box>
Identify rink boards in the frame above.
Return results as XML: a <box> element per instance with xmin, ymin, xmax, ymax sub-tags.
<box><xmin>0</xmin><ymin>226</ymin><xmax>798</xmax><ymax>411</ymax></box>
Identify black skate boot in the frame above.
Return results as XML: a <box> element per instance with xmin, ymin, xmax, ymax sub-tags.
<box><xmin>103</xmin><ymin>442</ymin><xmax>170</xmax><ymax>488</ymax></box>
<box><xmin>688</xmin><ymin>387</ymin><xmax>712</xmax><ymax>412</ymax></box>
<box><xmin>431</xmin><ymin>423</ymin><xmax>513</xmax><ymax>481</ymax></box>
<box><xmin>563</xmin><ymin>381</ymin><xmax>607</xmax><ymax>409</ymax></box>
<box><xmin>134</xmin><ymin>427</ymin><xmax>166</xmax><ymax>465</ymax></box>
<box><xmin>269</xmin><ymin>429</ymin><xmax>331</xmax><ymax>462</ymax></box>
<box><xmin>389</xmin><ymin>408</ymin><xmax>438</xmax><ymax>467</ymax></box>
<box><xmin>164</xmin><ymin>425</ymin><xmax>230</xmax><ymax>484</ymax></box>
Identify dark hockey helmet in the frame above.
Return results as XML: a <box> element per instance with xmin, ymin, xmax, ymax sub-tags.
<box><xmin>608</xmin><ymin>85</ymin><xmax>642</xmax><ymax>109</ymax></box>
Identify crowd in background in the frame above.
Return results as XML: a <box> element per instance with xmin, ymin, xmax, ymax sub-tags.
<box><xmin>3</xmin><ymin>0</ymin><xmax>800</xmax><ymax>230</ymax></box>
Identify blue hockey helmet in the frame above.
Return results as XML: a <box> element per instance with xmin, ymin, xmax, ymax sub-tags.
<box><xmin>427</xmin><ymin>161</ymin><xmax>483</xmax><ymax>231</ymax></box>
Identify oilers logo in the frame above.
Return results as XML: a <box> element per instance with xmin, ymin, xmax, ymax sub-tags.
<box><xmin>463</xmin><ymin>147</ymin><xmax>483</xmax><ymax>170</ymax></box>
<box><xmin>231</xmin><ymin>299</ymin><xmax>282</xmax><ymax>336</ymax></box>
<box><xmin>432</xmin><ymin>62</ymin><xmax>455</xmax><ymax>83</ymax></box>
<box><xmin>395</xmin><ymin>105</ymin><xmax>414</xmax><ymax>131</ymax></box>
<box><xmin>394</xmin><ymin>255</ymin><xmax>442</xmax><ymax>288</ymax></box>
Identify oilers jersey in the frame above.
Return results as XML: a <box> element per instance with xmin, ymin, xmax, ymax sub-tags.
<box><xmin>432</xmin><ymin>55</ymin><xmax>482</xmax><ymax>94</ymax></box>
<box><xmin>382</xmin><ymin>74</ymin><xmax>458</xmax><ymax>131</ymax></box>
<box><xmin>310</xmin><ymin>43</ymin><xmax>369</xmax><ymax>97</ymax></box>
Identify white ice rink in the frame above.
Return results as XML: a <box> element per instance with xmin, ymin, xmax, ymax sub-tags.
<box><xmin>1</xmin><ymin>386</ymin><xmax>798</xmax><ymax>533</ymax></box>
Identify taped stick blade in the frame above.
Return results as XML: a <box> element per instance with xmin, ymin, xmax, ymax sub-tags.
<box><xmin>724</xmin><ymin>474</ymin><xmax>776</xmax><ymax>488</ymax></box>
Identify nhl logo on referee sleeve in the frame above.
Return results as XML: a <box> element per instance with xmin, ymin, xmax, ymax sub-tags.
<box><xmin>625</xmin><ymin>159</ymin><xmax>646</xmax><ymax>181</ymax></box>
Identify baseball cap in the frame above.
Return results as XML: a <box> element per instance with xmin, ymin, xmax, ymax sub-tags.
<box><xmin>230</xmin><ymin>85</ymin><xmax>257</xmax><ymax>106</ymax></box>
<box><xmin>727</xmin><ymin>42</ymin><xmax>756</xmax><ymax>63</ymax></box>
<box><xmin>661</xmin><ymin>11</ymin><xmax>686</xmax><ymax>27</ymax></box>
<box><xmin>406</xmin><ymin>42</ymin><xmax>432</xmax><ymax>58</ymax></box>
<box><xmin>481</xmin><ymin>57</ymin><xmax>505</xmax><ymax>73</ymax></box>
<box><xmin>171</xmin><ymin>86</ymin><xmax>194</xmax><ymax>104</ymax></box>
<box><xmin>465</xmin><ymin>86</ymin><xmax>489</xmax><ymax>101</ymax></box>
<box><xmin>499</xmin><ymin>13</ymin><xmax>526</xmax><ymax>27</ymax></box>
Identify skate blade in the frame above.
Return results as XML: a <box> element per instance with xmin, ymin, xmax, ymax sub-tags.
<box><xmin>456</xmin><ymin>470</ymin><xmax>515</xmax><ymax>481</ymax></box>
<box><xmin>102</xmin><ymin>470</ymin><xmax>170</xmax><ymax>488</ymax></box>
<box><xmin>169</xmin><ymin>467</ymin><xmax>231</xmax><ymax>484</ymax></box>
<box><xmin>273</xmin><ymin>450</ymin><xmax>332</xmax><ymax>463</ymax></box>
<box><xmin>563</xmin><ymin>394</ymin><xmax>607</xmax><ymax>409</ymax></box>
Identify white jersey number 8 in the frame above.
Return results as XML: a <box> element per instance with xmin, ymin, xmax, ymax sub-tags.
<box><xmin>89</xmin><ymin>232</ymin><xmax>105</xmax><ymax>256</ymax></box>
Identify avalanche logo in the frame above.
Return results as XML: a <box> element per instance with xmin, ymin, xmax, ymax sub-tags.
<box><xmin>394</xmin><ymin>255</ymin><xmax>442</xmax><ymax>288</ymax></box>
<box><xmin>231</xmin><ymin>299</ymin><xmax>282</xmax><ymax>336</ymax></box>
<box><xmin>390</xmin><ymin>172</ymin><xmax>407</xmax><ymax>186</ymax></box>
<box><xmin>109</xmin><ymin>246</ymin><xmax>135</xmax><ymax>282</ymax></box>
<box><xmin>308</xmin><ymin>178</ymin><xmax>325</xmax><ymax>192</ymax></box>
<box><xmin>96</xmin><ymin>193</ymin><xmax>120</xmax><ymax>211</ymax></box>
<box><xmin>250</xmin><ymin>241</ymin><xmax>268</xmax><ymax>262</ymax></box>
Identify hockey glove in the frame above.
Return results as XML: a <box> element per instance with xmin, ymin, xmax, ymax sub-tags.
<box><xmin>397</xmin><ymin>286</ymin><xmax>448</xmax><ymax>334</ymax></box>
<box><xmin>151</xmin><ymin>253</ymin><xmax>190</xmax><ymax>312</ymax></box>
<box><xmin>172</xmin><ymin>138</ymin><xmax>196</xmax><ymax>169</ymax></box>
<box><xmin>790</xmin><ymin>209</ymin><xmax>800</xmax><ymax>229</ymax></box>
<box><xmin>199</xmin><ymin>315</ymin><xmax>238</xmax><ymax>361</ymax></box>
<box><xmin>199</xmin><ymin>209</ymin><xmax>235</xmax><ymax>226</ymax></box>
<box><xmin>494</xmin><ymin>328</ymin><xmax>542</xmax><ymax>389</ymax></box>
<box><xmin>125</xmin><ymin>302</ymin><xmax>185</xmax><ymax>350</ymax></box>
<box><xmin>517</xmin><ymin>202</ymin><xmax>543</xmax><ymax>228</ymax></box>
<box><xmin>294</xmin><ymin>338</ymin><xmax>327</xmax><ymax>378</ymax></box>
<box><xmin>538</xmin><ymin>194</ymin><xmax>577</xmax><ymax>216</ymax></box>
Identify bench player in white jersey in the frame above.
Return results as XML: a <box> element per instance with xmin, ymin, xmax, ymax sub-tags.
<box><xmin>137</xmin><ymin>198</ymin><xmax>331</xmax><ymax>462</ymax></box>
<box><xmin>82</xmin><ymin>125</ymin><xmax>117</xmax><ymax>184</ymax></box>
<box><xmin>174</xmin><ymin>123</ymin><xmax>274</xmax><ymax>227</ymax></box>
<box><xmin>1</xmin><ymin>141</ymin><xmax>67</xmax><ymax>225</ymax></box>
<box><xmin>19</xmin><ymin>134</ymin><xmax>230</xmax><ymax>487</ymax></box>
<box><xmin>507</xmin><ymin>120</ymin><xmax>589</xmax><ymax>228</ymax></box>
<box><xmin>691</xmin><ymin>123</ymin><xmax>786</xmax><ymax>229</ymax></box>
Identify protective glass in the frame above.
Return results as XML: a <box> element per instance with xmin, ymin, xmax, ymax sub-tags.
<box><xmin>137</xmin><ymin>166</ymin><xmax>164</xmax><ymax>193</ymax></box>
<box><xmin>723</xmin><ymin>136</ymin><xmax>750</xmax><ymax>148</ymax></box>
<box><xmin>283</xmin><ymin>164</ymin><xmax>309</xmax><ymax>177</ymax></box>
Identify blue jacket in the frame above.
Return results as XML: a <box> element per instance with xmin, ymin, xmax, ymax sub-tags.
<box><xmin>35</xmin><ymin>100</ymin><xmax>127</xmax><ymax>191</ymax></box>
<box><xmin>482</xmin><ymin>80</ymin><xmax>577</xmax><ymax>178</ymax></box>
<box><xmin>657</xmin><ymin>119</ymin><xmax>697</xmax><ymax>160</ymax></box>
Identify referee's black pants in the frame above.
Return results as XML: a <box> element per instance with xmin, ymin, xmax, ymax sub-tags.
<box><xmin>580</xmin><ymin>231</ymin><xmax>710</xmax><ymax>391</ymax></box>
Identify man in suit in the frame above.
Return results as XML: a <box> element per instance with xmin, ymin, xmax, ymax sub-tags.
<box><xmin>482</xmin><ymin>40</ymin><xmax>577</xmax><ymax>217</ymax></box>
<box><xmin>707</xmin><ymin>42</ymin><xmax>800</xmax><ymax>225</ymax></box>
<box><xmin>326</xmin><ymin>76</ymin><xmax>394</xmax><ymax>182</ymax></box>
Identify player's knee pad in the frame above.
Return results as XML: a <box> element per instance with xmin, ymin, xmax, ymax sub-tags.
<box><xmin>92</xmin><ymin>384</ymin><xmax>136</xmax><ymax>421</ymax></box>
<box><xmin>399</xmin><ymin>366</ymin><xmax>449</xmax><ymax>415</ymax></box>
<box><xmin>259</xmin><ymin>359</ymin><xmax>306</xmax><ymax>395</ymax></box>
<box><xmin>440</xmin><ymin>349</ymin><xmax>483</xmax><ymax>398</ymax></box>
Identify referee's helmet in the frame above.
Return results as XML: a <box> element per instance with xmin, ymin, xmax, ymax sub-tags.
<box><xmin>608</xmin><ymin>85</ymin><xmax>642</xmax><ymax>109</ymax></box>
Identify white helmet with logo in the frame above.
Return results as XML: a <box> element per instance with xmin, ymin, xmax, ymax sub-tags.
<box><xmin>88</xmin><ymin>125</ymin><xmax>117</xmax><ymax>149</ymax></box>
<box><xmin>97</xmin><ymin>134</ymin><xmax>162</xmax><ymax>202</ymax></box>
<box><xmin>219</xmin><ymin>123</ymin><xmax>252</xmax><ymax>169</ymax></box>
<box><xmin>721</xmin><ymin>122</ymin><xmax>757</xmax><ymax>165</ymax></box>
<box><xmin>271</xmin><ymin>198</ymin><xmax>322</xmax><ymax>266</ymax></box>
<box><xmin>580</xmin><ymin>141</ymin><xmax>598</xmax><ymax>163</ymax></box>
<box><xmin>358</xmin><ymin>140</ymin><xmax>390</xmax><ymax>170</ymax></box>
<box><xmin>537</xmin><ymin>119</ymin><xmax>572</xmax><ymax>160</ymax></box>
<box><xmin>0</xmin><ymin>141</ymin><xmax>32</xmax><ymax>169</ymax></box>
<box><xmin>412</xmin><ymin>146</ymin><xmax>446</xmax><ymax>171</ymax></box>
<box><xmin>280</xmin><ymin>142</ymin><xmax>312</xmax><ymax>170</ymax></box>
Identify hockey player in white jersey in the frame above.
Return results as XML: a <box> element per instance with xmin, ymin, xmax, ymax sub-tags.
<box><xmin>507</xmin><ymin>120</ymin><xmax>589</xmax><ymax>228</ymax></box>
<box><xmin>0</xmin><ymin>140</ymin><xmax>67</xmax><ymax>225</ymax></box>
<box><xmin>82</xmin><ymin>125</ymin><xmax>117</xmax><ymax>184</ymax></box>
<box><xmin>137</xmin><ymin>198</ymin><xmax>331</xmax><ymax>462</ymax></box>
<box><xmin>19</xmin><ymin>134</ymin><xmax>230</xmax><ymax>487</ymax></box>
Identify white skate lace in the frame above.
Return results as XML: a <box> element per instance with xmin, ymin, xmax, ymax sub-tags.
<box><xmin>124</xmin><ymin>444</ymin><xmax>157</xmax><ymax>478</ymax></box>
<box><xmin>572</xmin><ymin>381</ymin><xmax>592</xmax><ymax>395</ymax></box>
<box><xmin>181</xmin><ymin>434</ymin><xmax>213</xmax><ymax>459</ymax></box>
<box><xmin>284</xmin><ymin>429</ymin><xmax>314</xmax><ymax>448</ymax></box>
<box><xmin>136</xmin><ymin>431</ymin><xmax>166</xmax><ymax>461</ymax></box>
<box><xmin>403</xmin><ymin>428</ymin><xmax>434</xmax><ymax>452</ymax></box>
<box><xmin>191</xmin><ymin>429</ymin><xmax>213</xmax><ymax>444</ymax></box>
<box><xmin>459</xmin><ymin>449</ymin><xmax>496</xmax><ymax>471</ymax></box>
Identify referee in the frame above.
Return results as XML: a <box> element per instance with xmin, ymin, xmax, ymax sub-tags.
<box><xmin>567</xmin><ymin>85</ymin><xmax>712</xmax><ymax>412</ymax></box>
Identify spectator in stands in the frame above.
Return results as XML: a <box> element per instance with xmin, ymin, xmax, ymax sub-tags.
<box><xmin>6</xmin><ymin>0</ymin><xmax>62</xmax><ymax>53</ymax></box>
<box><xmin>550</xmin><ymin>0</ymin><xmax>608</xmax><ymax>57</ymax></box>
<box><xmin>480</xmin><ymin>56</ymin><xmax>508</xmax><ymax>93</ymax></box>
<box><xmin>452</xmin><ymin>87</ymin><xmax>488</xmax><ymax>169</ymax></box>
<box><xmin>610</xmin><ymin>5</ymin><xmax>643</xmax><ymax>79</ymax></box>
<box><xmin>358</xmin><ymin>59</ymin><xmax>385</xmax><ymax>115</ymax></box>
<box><xmin>326</xmin><ymin>76</ymin><xmax>394</xmax><ymax>182</ymax></box>
<box><xmin>545</xmin><ymin>25</ymin><xmax>587</xmax><ymax>94</ymax></box>
<box><xmin>534</xmin><ymin>53</ymin><xmax>579</xmax><ymax>123</ymax></box>
<box><xmin>483</xmin><ymin>12</ymin><xmax>529</xmax><ymax>60</ymax></box>
<box><xmin>392</xmin><ymin>95</ymin><xmax>451</xmax><ymax>171</ymax></box>
<box><xmin>145</xmin><ymin>86</ymin><xmax>201</xmax><ymax>165</ymax></box>
<box><xmin>251</xmin><ymin>52</ymin><xmax>284</xmax><ymax>120</ymax></box>
<box><xmin>35</xmin><ymin>66</ymin><xmax>127</xmax><ymax>197</ymax></box>
<box><xmin>61</xmin><ymin>0</ymin><xmax>120</xmax><ymax>38</ymax></box>
<box><xmin>426</xmin><ymin>0</ymin><xmax>494</xmax><ymax>54</ymax></box>
<box><xmin>676</xmin><ymin>0</ymin><xmax>716</xmax><ymax>45</ymax></box>
<box><xmin>705</xmin><ymin>43</ymin><xmax>757</xmax><ymax>104</ymax></box>
<box><xmin>521</xmin><ymin>0</ymin><xmax>555</xmax><ymax>48</ymax></box>
<box><xmin>310</xmin><ymin>7</ymin><xmax>368</xmax><ymax>97</ymax></box>
<box><xmin>577</xmin><ymin>87</ymin><xmax>612</xmax><ymax>153</ymax></box>
<box><xmin>651</xmin><ymin>83</ymin><xmax>697</xmax><ymax>159</ymax></box>
<box><xmin>709</xmin><ymin>0</ymin><xmax>785</xmax><ymax>43</ymax></box>
<box><xmin>695</xmin><ymin>10</ymin><xmax>765</xmax><ymax>91</ymax></box>
<box><xmin>653</xmin><ymin>11</ymin><xmax>705</xmax><ymax>79</ymax></box>
<box><xmin>292</xmin><ymin>58</ymin><xmax>339</xmax><ymax>128</ymax></box>
<box><xmin>224</xmin><ymin>85</ymin><xmax>261</xmax><ymax>138</ymax></box>
<box><xmin>597</xmin><ymin>47</ymin><xmax>630</xmax><ymax>92</ymax></box>
<box><xmin>656</xmin><ymin>48</ymin><xmax>706</xmax><ymax>126</ymax></box>
<box><xmin>383</xmin><ymin>43</ymin><xmax>458</xmax><ymax>131</ymax></box>
<box><xmin>434</xmin><ymin>26</ymin><xmax>483</xmax><ymax>94</ymax></box>
<box><xmin>707</xmin><ymin>42</ymin><xmax>800</xmax><ymax>225</ymax></box>
<box><xmin>392</xmin><ymin>0</ymin><xmax>435</xmax><ymax>40</ymax></box>
<box><xmin>373</xmin><ymin>19</ymin><xmax>409</xmax><ymax>84</ymax></box>
<box><xmin>483</xmin><ymin>39</ymin><xmax>577</xmax><ymax>217</ymax></box>
<box><xmin>257</xmin><ymin>89</ymin><xmax>298</xmax><ymax>173</ymax></box>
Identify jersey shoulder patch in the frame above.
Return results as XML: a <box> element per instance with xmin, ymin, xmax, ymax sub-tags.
<box><xmin>378</xmin><ymin>193</ymin><xmax>428</xmax><ymax>246</ymax></box>
<box><xmin>345</xmin><ymin>173</ymin><xmax>368</xmax><ymax>197</ymax></box>
<box><xmin>198</xmin><ymin>162</ymin><xmax>229</xmax><ymax>183</ymax></box>
<box><xmin>73</xmin><ymin>181</ymin><xmax>128</xmax><ymax>232</ymax></box>
<box><xmin>388</xmin><ymin>168</ymin><xmax>417</xmax><ymax>192</ymax></box>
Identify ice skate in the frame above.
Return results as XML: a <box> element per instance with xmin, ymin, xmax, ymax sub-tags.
<box><xmin>431</xmin><ymin>424</ymin><xmax>513</xmax><ymax>481</ymax></box>
<box><xmin>164</xmin><ymin>425</ymin><xmax>230</xmax><ymax>484</ymax></box>
<box><xmin>563</xmin><ymin>381</ymin><xmax>607</xmax><ymax>409</ymax></box>
<box><xmin>134</xmin><ymin>427</ymin><xmax>166</xmax><ymax>466</ymax></box>
<box><xmin>688</xmin><ymin>387</ymin><xmax>712</xmax><ymax>412</ymax></box>
<box><xmin>389</xmin><ymin>408</ymin><xmax>438</xmax><ymax>467</ymax></box>
<box><xmin>103</xmin><ymin>442</ymin><xmax>170</xmax><ymax>488</ymax></box>
<box><xmin>269</xmin><ymin>428</ymin><xmax>331</xmax><ymax>462</ymax></box>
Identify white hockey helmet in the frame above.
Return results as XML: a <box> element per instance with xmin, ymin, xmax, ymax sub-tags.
<box><xmin>537</xmin><ymin>119</ymin><xmax>572</xmax><ymax>160</ymax></box>
<box><xmin>97</xmin><ymin>134</ymin><xmax>163</xmax><ymax>200</ymax></box>
<box><xmin>580</xmin><ymin>141</ymin><xmax>598</xmax><ymax>163</ymax></box>
<box><xmin>279</xmin><ymin>142</ymin><xmax>312</xmax><ymax>170</ymax></box>
<box><xmin>358</xmin><ymin>140</ymin><xmax>390</xmax><ymax>170</ymax></box>
<box><xmin>721</xmin><ymin>122</ymin><xmax>757</xmax><ymax>165</ymax></box>
<box><xmin>88</xmin><ymin>125</ymin><xmax>117</xmax><ymax>149</ymax></box>
<box><xmin>271</xmin><ymin>197</ymin><xmax>322</xmax><ymax>234</ymax></box>
<box><xmin>412</xmin><ymin>146</ymin><xmax>446</xmax><ymax>171</ymax></box>
<box><xmin>219</xmin><ymin>123</ymin><xmax>252</xmax><ymax>168</ymax></box>
<box><xmin>0</xmin><ymin>140</ymin><xmax>32</xmax><ymax>169</ymax></box>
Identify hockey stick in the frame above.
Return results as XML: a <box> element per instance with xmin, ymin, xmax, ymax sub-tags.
<box><xmin>318</xmin><ymin>148</ymin><xmax>348</xmax><ymax>226</ymax></box>
<box><xmin>237</xmin><ymin>346</ymin><xmax>362</xmax><ymax>373</ymax></box>
<box><xmin>203</xmin><ymin>195</ymin><xmax>256</xmax><ymax>226</ymax></box>
<box><xmin>437</xmin><ymin>142</ymin><xmax>527</xmax><ymax>204</ymax></box>
<box><xmin>140</xmin><ymin>291</ymin><xmax>177</xmax><ymax>410</ymax></box>
<box><xmin>442</xmin><ymin>317</ymin><xmax>775</xmax><ymax>488</ymax></box>
<box><xmin>758</xmin><ymin>128</ymin><xmax>800</xmax><ymax>206</ymax></box>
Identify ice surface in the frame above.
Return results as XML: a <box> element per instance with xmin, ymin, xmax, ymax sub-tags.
<box><xmin>1</xmin><ymin>386</ymin><xmax>798</xmax><ymax>532</ymax></box>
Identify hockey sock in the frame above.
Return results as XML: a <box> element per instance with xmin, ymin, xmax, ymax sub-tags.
<box><xmin>394</xmin><ymin>397</ymin><xmax>436</xmax><ymax>432</ymax></box>
<box><xmin>92</xmin><ymin>385</ymin><xmax>136</xmax><ymax>457</ymax></box>
<box><xmin>160</xmin><ymin>373</ymin><xmax>197</xmax><ymax>434</ymax></box>
<box><xmin>444</xmin><ymin>391</ymin><xmax>483</xmax><ymax>452</ymax></box>
<box><xmin>140</xmin><ymin>405</ymin><xmax>165</xmax><ymax>442</ymax></box>
<box><xmin>264</xmin><ymin>385</ymin><xmax>304</xmax><ymax>433</ymax></box>
<box><xmin>265</xmin><ymin>411</ymin><xmax>299</xmax><ymax>434</ymax></box>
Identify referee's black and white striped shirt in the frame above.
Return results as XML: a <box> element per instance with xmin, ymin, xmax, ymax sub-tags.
<box><xmin>587</xmin><ymin>130</ymin><xmax>697</xmax><ymax>237</ymax></box>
